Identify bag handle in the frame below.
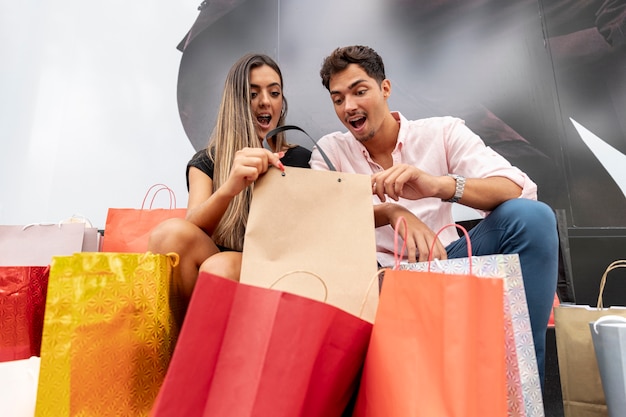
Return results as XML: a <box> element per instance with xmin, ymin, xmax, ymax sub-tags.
<box><xmin>596</xmin><ymin>260</ymin><xmax>626</xmax><ymax>308</ymax></box>
<box><xmin>272</xmin><ymin>268</ymin><xmax>380</xmax><ymax>320</ymax></box>
<box><xmin>141</xmin><ymin>183</ymin><xmax>177</xmax><ymax>209</ymax></box>
<box><xmin>270</xmin><ymin>270</ymin><xmax>329</xmax><ymax>302</ymax></box>
<box><xmin>428</xmin><ymin>224</ymin><xmax>472</xmax><ymax>274</ymax></box>
<box><xmin>358</xmin><ymin>268</ymin><xmax>385</xmax><ymax>318</ymax></box>
<box><xmin>393</xmin><ymin>217</ymin><xmax>473</xmax><ymax>275</ymax></box>
<box><xmin>265</xmin><ymin>125</ymin><xmax>337</xmax><ymax>172</ymax></box>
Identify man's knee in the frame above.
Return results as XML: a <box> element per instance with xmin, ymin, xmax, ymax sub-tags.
<box><xmin>496</xmin><ymin>199</ymin><xmax>556</xmax><ymax>230</ymax></box>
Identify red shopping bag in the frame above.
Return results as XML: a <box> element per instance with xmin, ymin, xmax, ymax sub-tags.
<box><xmin>102</xmin><ymin>184</ymin><xmax>186</xmax><ymax>253</ymax></box>
<box><xmin>0</xmin><ymin>266</ymin><xmax>50</xmax><ymax>361</ymax></box>
<box><xmin>151</xmin><ymin>272</ymin><xmax>373</xmax><ymax>417</ymax></box>
<box><xmin>353</xmin><ymin>222</ymin><xmax>507</xmax><ymax>417</ymax></box>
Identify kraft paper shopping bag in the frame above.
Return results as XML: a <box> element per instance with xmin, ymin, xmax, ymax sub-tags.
<box><xmin>240</xmin><ymin>165</ymin><xmax>378</xmax><ymax>323</ymax></box>
<box><xmin>555</xmin><ymin>260</ymin><xmax>626</xmax><ymax>417</ymax></box>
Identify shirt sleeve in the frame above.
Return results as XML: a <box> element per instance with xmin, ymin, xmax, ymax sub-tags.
<box><xmin>444</xmin><ymin>118</ymin><xmax>538</xmax><ymax>200</ymax></box>
<box><xmin>186</xmin><ymin>149</ymin><xmax>214</xmax><ymax>190</ymax></box>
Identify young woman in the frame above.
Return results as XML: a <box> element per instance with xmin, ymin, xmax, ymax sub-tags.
<box><xmin>148</xmin><ymin>53</ymin><xmax>311</xmax><ymax>307</ymax></box>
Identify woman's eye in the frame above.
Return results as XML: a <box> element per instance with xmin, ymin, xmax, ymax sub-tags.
<box><xmin>271</xmin><ymin>91</ymin><xmax>281</xmax><ymax>97</ymax></box>
<box><xmin>250</xmin><ymin>92</ymin><xmax>258</xmax><ymax>99</ymax></box>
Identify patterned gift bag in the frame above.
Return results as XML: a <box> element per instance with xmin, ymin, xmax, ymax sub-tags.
<box><xmin>0</xmin><ymin>266</ymin><xmax>50</xmax><ymax>361</ymax></box>
<box><xmin>34</xmin><ymin>252</ymin><xmax>181</xmax><ymax>417</ymax></box>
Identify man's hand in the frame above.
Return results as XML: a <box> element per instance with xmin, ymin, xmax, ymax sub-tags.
<box><xmin>371</xmin><ymin>164</ymin><xmax>442</xmax><ymax>202</ymax></box>
<box><xmin>378</xmin><ymin>204</ymin><xmax>448</xmax><ymax>263</ymax></box>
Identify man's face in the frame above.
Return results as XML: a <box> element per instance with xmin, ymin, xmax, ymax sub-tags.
<box><xmin>328</xmin><ymin>64</ymin><xmax>390</xmax><ymax>143</ymax></box>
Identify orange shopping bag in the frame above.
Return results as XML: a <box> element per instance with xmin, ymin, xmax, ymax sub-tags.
<box><xmin>102</xmin><ymin>184</ymin><xmax>186</xmax><ymax>253</ymax></box>
<box><xmin>353</xmin><ymin>222</ymin><xmax>507</xmax><ymax>417</ymax></box>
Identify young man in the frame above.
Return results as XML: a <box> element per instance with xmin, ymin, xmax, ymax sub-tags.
<box><xmin>310</xmin><ymin>45</ymin><xmax>558</xmax><ymax>385</ymax></box>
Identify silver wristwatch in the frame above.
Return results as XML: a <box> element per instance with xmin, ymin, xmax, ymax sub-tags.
<box><xmin>443</xmin><ymin>174</ymin><xmax>465</xmax><ymax>203</ymax></box>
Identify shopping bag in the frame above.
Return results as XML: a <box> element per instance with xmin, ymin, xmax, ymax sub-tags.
<box><xmin>0</xmin><ymin>223</ymin><xmax>88</xmax><ymax>266</ymax></box>
<box><xmin>102</xmin><ymin>183</ymin><xmax>187</xmax><ymax>253</ymax></box>
<box><xmin>59</xmin><ymin>215</ymin><xmax>103</xmax><ymax>252</ymax></box>
<box><xmin>554</xmin><ymin>260</ymin><xmax>626</xmax><ymax>417</ymax></box>
<box><xmin>0</xmin><ymin>356</ymin><xmax>41</xmax><ymax>417</ymax></box>
<box><xmin>590</xmin><ymin>315</ymin><xmax>626</xmax><ymax>417</ymax></box>
<box><xmin>35</xmin><ymin>252</ymin><xmax>180</xmax><ymax>417</ymax></box>
<box><xmin>400</xmin><ymin>254</ymin><xmax>544</xmax><ymax>417</ymax></box>
<box><xmin>150</xmin><ymin>271</ymin><xmax>373</xmax><ymax>417</ymax></box>
<box><xmin>0</xmin><ymin>266</ymin><xmax>50</xmax><ymax>361</ymax></box>
<box><xmin>353</xmin><ymin>222</ymin><xmax>507</xmax><ymax>417</ymax></box>
<box><xmin>240</xmin><ymin>165</ymin><xmax>379</xmax><ymax>323</ymax></box>
<box><xmin>0</xmin><ymin>222</ymin><xmax>89</xmax><ymax>362</ymax></box>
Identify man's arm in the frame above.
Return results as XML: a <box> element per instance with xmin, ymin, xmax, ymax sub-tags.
<box><xmin>372</xmin><ymin>164</ymin><xmax>522</xmax><ymax>211</ymax></box>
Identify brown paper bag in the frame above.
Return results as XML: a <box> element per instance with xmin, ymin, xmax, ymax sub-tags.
<box><xmin>554</xmin><ymin>260</ymin><xmax>626</xmax><ymax>417</ymax></box>
<box><xmin>240</xmin><ymin>166</ymin><xmax>379</xmax><ymax>323</ymax></box>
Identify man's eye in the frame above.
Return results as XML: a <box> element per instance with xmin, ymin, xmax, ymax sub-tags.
<box><xmin>356</xmin><ymin>89</ymin><xmax>367</xmax><ymax>96</ymax></box>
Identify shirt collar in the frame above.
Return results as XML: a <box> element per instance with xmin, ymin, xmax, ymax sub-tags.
<box><xmin>391</xmin><ymin>111</ymin><xmax>406</xmax><ymax>152</ymax></box>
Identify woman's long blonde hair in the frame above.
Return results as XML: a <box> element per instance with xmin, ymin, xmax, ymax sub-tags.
<box><xmin>208</xmin><ymin>53</ymin><xmax>288</xmax><ymax>251</ymax></box>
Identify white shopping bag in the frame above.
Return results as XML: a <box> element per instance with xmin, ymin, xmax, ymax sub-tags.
<box><xmin>590</xmin><ymin>315</ymin><xmax>626</xmax><ymax>417</ymax></box>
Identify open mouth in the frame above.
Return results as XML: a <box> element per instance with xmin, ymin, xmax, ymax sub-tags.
<box><xmin>257</xmin><ymin>114</ymin><xmax>272</xmax><ymax>128</ymax></box>
<box><xmin>349</xmin><ymin>116</ymin><xmax>366</xmax><ymax>130</ymax></box>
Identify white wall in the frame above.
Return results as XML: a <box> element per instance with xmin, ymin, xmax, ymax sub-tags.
<box><xmin>0</xmin><ymin>1</ymin><xmax>199</xmax><ymax>229</ymax></box>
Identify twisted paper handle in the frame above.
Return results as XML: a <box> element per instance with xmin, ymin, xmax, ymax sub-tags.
<box><xmin>141</xmin><ymin>183</ymin><xmax>178</xmax><ymax>209</ymax></box>
<box><xmin>596</xmin><ymin>260</ymin><xmax>626</xmax><ymax>309</ymax></box>
<box><xmin>393</xmin><ymin>217</ymin><xmax>472</xmax><ymax>275</ymax></box>
<box><xmin>270</xmin><ymin>270</ymin><xmax>329</xmax><ymax>302</ymax></box>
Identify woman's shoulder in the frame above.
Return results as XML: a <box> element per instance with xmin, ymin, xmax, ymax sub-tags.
<box><xmin>282</xmin><ymin>145</ymin><xmax>312</xmax><ymax>168</ymax></box>
<box><xmin>186</xmin><ymin>149</ymin><xmax>214</xmax><ymax>189</ymax></box>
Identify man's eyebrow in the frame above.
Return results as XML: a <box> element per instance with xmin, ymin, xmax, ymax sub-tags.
<box><xmin>330</xmin><ymin>79</ymin><xmax>367</xmax><ymax>95</ymax></box>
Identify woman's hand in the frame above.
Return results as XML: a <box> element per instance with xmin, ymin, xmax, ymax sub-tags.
<box><xmin>221</xmin><ymin>147</ymin><xmax>285</xmax><ymax>197</ymax></box>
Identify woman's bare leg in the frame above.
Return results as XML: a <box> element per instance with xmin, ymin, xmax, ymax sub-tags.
<box><xmin>147</xmin><ymin>217</ymin><xmax>219</xmax><ymax>305</ymax></box>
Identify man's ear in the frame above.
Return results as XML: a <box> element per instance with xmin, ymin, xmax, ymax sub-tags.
<box><xmin>381</xmin><ymin>78</ymin><xmax>391</xmax><ymax>98</ymax></box>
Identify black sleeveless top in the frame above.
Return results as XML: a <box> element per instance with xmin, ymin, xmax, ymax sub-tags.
<box><xmin>186</xmin><ymin>145</ymin><xmax>312</xmax><ymax>190</ymax></box>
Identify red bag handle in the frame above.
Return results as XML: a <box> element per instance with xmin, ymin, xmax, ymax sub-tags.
<box><xmin>141</xmin><ymin>183</ymin><xmax>177</xmax><ymax>209</ymax></box>
<box><xmin>393</xmin><ymin>217</ymin><xmax>473</xmax><ymax>275</ymax></box>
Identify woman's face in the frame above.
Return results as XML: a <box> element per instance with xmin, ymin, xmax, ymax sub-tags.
<box><xmin>249</xmin><ymin>64</ymin><xmax>283</xmax><ymax>143</ymax></box>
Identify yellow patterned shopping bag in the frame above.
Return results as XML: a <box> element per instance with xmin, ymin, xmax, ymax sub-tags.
<box><xmin>34</xmin><ymin>252</ymin><xmax>181</xmax><ymax>417</ymax></box>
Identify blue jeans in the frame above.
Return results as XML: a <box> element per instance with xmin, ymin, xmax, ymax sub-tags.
<box><xmin>445</xmin><ymin>199</ymin><xmax>559</xmax><ymax>386</ymax></box>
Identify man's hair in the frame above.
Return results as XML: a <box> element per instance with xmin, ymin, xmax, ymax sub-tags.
<box><xmin>320</xmin><ymin>45</ymin><xmax>386</xmax><ymax>91</ymax></box>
